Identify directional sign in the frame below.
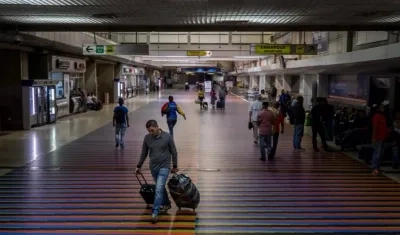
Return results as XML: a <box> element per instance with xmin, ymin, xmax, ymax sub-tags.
<box><xmin>295</xmin><ymin>45</ymin><xmax>305</xmax><ymax>54</ymax></box>
<box><xmin>255</xmin><ymin>44</ymin><xmax>291</xmax><ymax>54</ymax></box>
<box><xmin>252</xmin><ymin>44</ymin><xmax>317</xmax><ymax>55</ymax></box>
<box><xmin>186</xmin><ymin>50</ymin><xmax>212</xmax><ymax>57</ymax></box>
<box><xmin>82</xmin><ymin>44</ymin><xmax>149</xmax><ymax>56</ymax></box>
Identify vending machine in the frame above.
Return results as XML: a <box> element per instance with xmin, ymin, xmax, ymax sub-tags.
<box><xmin>22</xmin><ymin>80</ymin><xmax>57</xmax><ymax>130</ymax></box>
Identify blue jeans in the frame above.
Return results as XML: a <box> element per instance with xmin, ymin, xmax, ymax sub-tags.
<box><xmin>167</xmin><ymin>119</ymin><xmax>177</xmax><ymax>137</ymax></box>
<box><xmin>115</xmin><ymin>123</ymin><xmax>127</xmax><ymax>146</ymax></box>
<box><xmin>259</xmin><ymin>134</ymin><xmax>272</xmax><ymax>159</ymax></box>
<box><xmin>150</xmin><ymin>167</ymin><xmax>171</xmax><ymax>216</ymax></box>
<box><xmin>372</xmin><ymin>141</ymin><xmax>384</xmax><ymax>170</ymax></box>
<box><xmin>293</xmin><ymin>124</ymin><xmax>304</xmax><ymax>149</ymax></box>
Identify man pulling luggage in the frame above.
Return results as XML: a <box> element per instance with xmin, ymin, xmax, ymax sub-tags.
<box><xmin>135</xmin><ymin>120</ymin><xmax>179</xmax><ymax>224</ymax></box>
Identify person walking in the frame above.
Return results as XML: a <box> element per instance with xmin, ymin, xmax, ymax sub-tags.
<box><xmin>292</xmin><ymin>96</ymin><xmax>306</xmax><ymax>151</ymax></box>
<box><xmin>135</xmin><ymin>120</ymin><xmax>179</xmax><ymax>224</ymax></box>
<box><xmin>161</xmin><ymin>95</ymin><xmax>186</xmax><ymax>137</ymax></box>
<box><xmin>270</xmin><ymin>102</ymin><xmax>285</xmax><ymax>157</ymax></box>
<box><xmin>113</xmin><ymin>97</ymin><xmax>129</xmax><ymax>149</ymax></box>
<box><xmin>258</xmin><ymin>102</ymin><xmax>275</xmax><ymax>161</ymax></box>
<box><xmin>311</xmin><ymin>97</ymin><xmax>329</xmax><ymax>152</ymax></box>
<box><xmin>249</xmin><ymin>95</ymin><xmax>263</xmax><ymax>144</ymax></box>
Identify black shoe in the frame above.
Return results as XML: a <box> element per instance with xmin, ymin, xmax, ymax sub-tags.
<box><xmin>115</xmin><ymin>143</ymin><xmax>119</xmax><ymax>148</ymax></box>
<box><xmin>260</xmin><ymin>157</ymin><xmax>266</xmax><ymax>161</ymax></box>
<box><xmin>161</xmin><ymin>204</ymin><xmax>172</xmax><ymax>214</ymax></box>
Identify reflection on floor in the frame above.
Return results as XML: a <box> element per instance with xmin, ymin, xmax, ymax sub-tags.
<box><xmin>0</xmin><ymin>92</ymin><xmax>162</xmax><ymax>170</ymax></box>
<box><xmin>0</xmin><ymin>90</ymin><xmax>399</xmax><ymax>234</ymax></box>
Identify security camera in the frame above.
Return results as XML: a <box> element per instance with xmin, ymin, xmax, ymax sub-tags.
<box><xmin>13</xmin><ymin>35</ymin><xmax>23</xmax><ymax>44</ymax></box>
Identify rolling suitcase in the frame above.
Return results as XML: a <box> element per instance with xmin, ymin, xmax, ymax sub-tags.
<box><xmin>136</xmin><ymin>173</ymin><xmax>155</xmax><ymax>209</ymax></box>
<box><xmin>216</xmin><ymin>100</ymin><xmax>222</xmax><ymax>109</ymax></box>
<box><xmin>168</xmin><ymin>173</ymin><xmax>200</xmax><ymax>212</ymax></box>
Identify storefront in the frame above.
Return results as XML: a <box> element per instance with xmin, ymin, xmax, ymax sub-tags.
<box><xmin>121</xmin><ymin>65</ymin><xmax>136</xmax><ymax>98</ymax></box>
<box><xmin>49</xmin><ymin>56</ymin><xmax>86</xmax><ymax>118</ymax></box>
<box><xmin>135</xmin><ymin>67</ymin><xmax>146</xmax><ymax>94</ymax></box>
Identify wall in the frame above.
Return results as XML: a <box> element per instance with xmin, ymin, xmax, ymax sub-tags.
<box><xmin>0</xmin><ymin>50</ymin><xmax>24</xmax><ymax>130</ymax></box>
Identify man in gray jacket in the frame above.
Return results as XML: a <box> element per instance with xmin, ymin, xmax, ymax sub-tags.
<box><xmin>135</xmin><ymin>120</ymin><xmax>179</xmax><ymax>224</ymax></box>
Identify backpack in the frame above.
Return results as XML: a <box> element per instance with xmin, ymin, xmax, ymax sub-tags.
<box><xmin>287</xmin><ymin>106</ymin><xmax>295</xmax><ymax>125</ymax></box>
<box><xmin>115</xmin><ymin>107</ymin><xmax>126</xmax><ymax>124</ymax></box>
<box><xmin>161</xmin><ymin>102</ymin><xmax>171</xmax><ymax>115</ymax></box>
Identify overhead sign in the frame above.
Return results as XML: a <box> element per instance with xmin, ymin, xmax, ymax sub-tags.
<box><xmin>82</xmin><ymin>44</ymin><xmax>149</xmax><ymax>56</ymax></box>
<box><xmin>252</xmin><ymin>44</ymin><xmax>318</xmax><ymax>55</ymax></box>
<box><xmin>186</xmin><ymin>50</ymin><xmax>212</xmax><ymax>57</ymax></box>
<box><xmin>83</xmin><ymin>44</ymin><xmax>115</xmax><ymax>55</ymax></box>
<box><xmin>255</xmin><ymin>44</ymin><xmax>291</xmax><ymax>54</ymax></box>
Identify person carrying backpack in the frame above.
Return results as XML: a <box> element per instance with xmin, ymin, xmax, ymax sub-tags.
<box><xmin>161</xmin><ymin>96</ymin><xmax>186</xmax><ymax>137</ymax></box>
<box><xmin>113</xmin><ymin>97</ymin><xmax>129</xmax><ymax>148</ymax></box>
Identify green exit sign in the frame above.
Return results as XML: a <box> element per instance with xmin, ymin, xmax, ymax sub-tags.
<box><xmin>95</xmin><ymin>45</ymin><xmax>104</xmax><ymax>54</ymax></box>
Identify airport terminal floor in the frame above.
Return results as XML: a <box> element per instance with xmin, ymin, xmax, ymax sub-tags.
<box><xmin>0</xmin><ymin>89</ymin><xmax>400</xmax><ymax>234</ymax></box>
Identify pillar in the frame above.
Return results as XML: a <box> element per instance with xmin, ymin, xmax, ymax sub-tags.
<box><xmin>96</xmin><ymin>63</ymin><xmax>115</xmax><ymax>104</ymax></box>
<box><xmin>275</xmin><ymin>74</ymin><xmax>284</xmax><ymax>91</ymax></box>
<box><xmin>283</xmin><ymin>74</ymin><xmax>292</xmax><ymax>92</ymax></box>
<box><xmin>317</xmin><ymin>73</ymin><xmax>329</xmax><ymax>98</ymax></box>
<box><xmin>259</xmin><ymin>75</ymin><xmax>266</xmax><ymax>92</ymax></box>
<box><xmin>300</xmin><ymin>74</ymin><xmax>317</xmax><ymax>109</ymax></box>
<box><xmin>264</xmin><ymin>75</ymin><xmax>271</xmax><ymax>90</ymax></box>
<box><xmin>84</xmin><ymin>60</ymin><xmax>97</xmax><ymax>95</ymax></box>
<box><xmin>0</xmin><ymin>50</ymin><xmax>24</xmax><ymax>130</ymax></box>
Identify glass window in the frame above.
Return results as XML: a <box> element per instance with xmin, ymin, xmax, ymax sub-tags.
<box><xmin>328</xmin><ymin>74</ymin><xmax>369</xmax><ymax>101</ymax></box>
<box><xmin>50</xmin><ymin>72</ymin><xmax>64</xmax><ymax>99</ymax></box>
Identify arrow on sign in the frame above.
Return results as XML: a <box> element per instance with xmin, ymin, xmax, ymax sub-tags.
<box><xmin>86</xmin><ymin>46</ymin><xmax>94</xmax><ymax>53</ymax></box>
<box><xmin>308</xmin><ymin>45</ymin><xmax>315</xmax><ymax>52</ymax></box>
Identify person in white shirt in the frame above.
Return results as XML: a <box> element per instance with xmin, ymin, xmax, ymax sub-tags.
<box><xmin>249</xmin><ymin>95</ymin><xmax>263</xmax><ymax>144</ymax></box>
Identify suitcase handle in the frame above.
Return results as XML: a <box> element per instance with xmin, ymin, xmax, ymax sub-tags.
<box><xmin>135</xmin><ymin>173</ymin><xmax>148</xmax><ymax>186</ymax></box>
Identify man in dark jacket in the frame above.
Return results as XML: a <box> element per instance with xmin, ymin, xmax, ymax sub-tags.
<box><xmin>292</xmin><ymin>96</ymin><xmax>305</xmax><ymax>151</ymax></box>
<box><xmin>311</xmin><ymin>97</ymin><xmax>329</xmax><ymax>152</ymax></box>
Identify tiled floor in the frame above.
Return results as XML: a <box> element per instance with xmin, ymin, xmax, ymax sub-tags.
<box><xmin>0</xmin><ymin>90</ymin><xmax>399</xmax><ymax>234</ymax></box>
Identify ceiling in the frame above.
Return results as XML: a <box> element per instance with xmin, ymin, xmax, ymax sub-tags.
<box><xmin>1</xmin><ymin>0</ymin><xmax>400</xmax><ymax>31</ymax></box>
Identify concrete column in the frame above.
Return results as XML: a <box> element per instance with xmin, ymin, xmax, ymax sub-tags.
<box><xmin>283</xmin><ymin>74</ymin><xmax>292</xmax><ymax>92</ymax></box>
<box><xmin>264</xmin><ymin>75</ymin><xmax>271</xmax><ymax>90</ymax></box>
<box><xmin>275</xmin><ymin>74</ymin><xmax>284</xmax><ymax>91</ymax></box>
<box><xmin>96</xmin><ymin>63</ymin><xmax>115</xmax><ymax>104</ymax></box>
<box><xmin>300</xmin><ymin>74</ymin><xmax>317</xmax><ymax>109</ymax></box>
<box><xmin>259</xmin><ymin>75</ymin><xmax>266</xmax><ymax>91</ymax></box>
<box><xmin>317</xmin><ymin>73</ymin><xmax>329</xmax><ymax>98</ymax></box>
<box><xmin>0</xmin><ymin>50</ymin><xmax>24</xmax><ymax>130</ymax></box>
<box><xmin>84</xmin><ymin>60</ymin><xmax>97</xmax><ymax>95</ymax></box>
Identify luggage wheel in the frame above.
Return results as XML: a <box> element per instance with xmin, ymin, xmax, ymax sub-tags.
<box><xmin>146</xmin><ymin>204</ymin><xmax>151</xmax><ymax>209</ymax></box>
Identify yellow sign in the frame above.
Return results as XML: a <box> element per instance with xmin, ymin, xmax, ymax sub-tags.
<box><xmin>254</xmin><ymin>44</ymin><xmax>291</xmax><ymax>54</ymax></box>
<box><xmin>105</xmin><ymin>45</ymin><xmax>115</xmax><ymax>54</ymax></box>
<box><xmin>295</xmin><ymin>45</ymin><xmax>305</xmax><ymax>54</ymax></box>
<box><xmin>186</xmin><ymin>50</ymin><xmax>212</xmax><ymax>56</ymax></box>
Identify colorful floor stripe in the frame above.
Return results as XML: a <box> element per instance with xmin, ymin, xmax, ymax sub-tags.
<box><xmin>0</xmin><ymin>92</ymin><xmax>399</xmax><ymax>234</ymax></box>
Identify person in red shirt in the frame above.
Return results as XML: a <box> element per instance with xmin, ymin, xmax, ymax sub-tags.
<box><xmin>371</xmin><ymin>104</ymin><xmax>388</xmax><ymax>175</ymax></box>
<box><xmin>270</xmin><ymin>102</ymin><xmax>284</xmax><ymax>158</ymax></box>
<box><xmin>257</xmin><ymin>102</ymin><xmax>275</xmax><ymax>161</ymax></box>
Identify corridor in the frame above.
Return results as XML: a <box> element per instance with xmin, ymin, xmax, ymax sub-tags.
<box><xmin>0</xmin><ymin>90</ymin><xmax>399</xmax><ymax>234</ymax></box>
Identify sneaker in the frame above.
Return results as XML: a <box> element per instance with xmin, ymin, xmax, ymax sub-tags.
<box><xmin>151</xmin><ymin>214</ymin><xmax>158</xmax><ymax>224</ymax></box>
<box><xmin>161</xmin><ymin>204</ymin><xmax>172</xmax><ymax>213</ymax></box>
